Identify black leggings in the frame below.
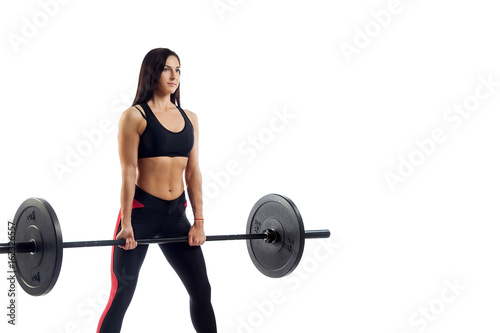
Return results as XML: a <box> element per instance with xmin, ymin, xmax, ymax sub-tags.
<box><xmin>97</xmin><ymin>186</ymin><xmax>217</xmax><ymax>333</ymax></box>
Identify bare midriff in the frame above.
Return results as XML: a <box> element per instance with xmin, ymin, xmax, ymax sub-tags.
<box><xmin>137</xmin><ymin>156</ymin><xmax>189</xmax><ymax>201</ymax></box>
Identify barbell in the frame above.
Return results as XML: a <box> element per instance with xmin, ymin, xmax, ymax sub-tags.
<box><xmin>1</xmin><ymin>193</ymin><xmax>330</xmax><ymax>297</ymax></box>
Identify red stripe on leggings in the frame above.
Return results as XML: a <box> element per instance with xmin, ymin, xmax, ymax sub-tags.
<box><xmin>96</xmin><ymin>200</ymin><xmax>143</xmax><ymax>332</ymax></box>
<box><xmin>96</xmin><ymin>209</ymin><xmax>122</xmax><ymax>332</ymax></box>
<box><xmin>132</xmin><ymin>199</ymin><xmax>144</xmax><ymax>209</ymax></box>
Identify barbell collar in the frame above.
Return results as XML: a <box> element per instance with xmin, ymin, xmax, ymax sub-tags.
<box><xmin>0</xmin><ymin>241</ymin><xmax>36</xmax><ymax>254</ymax></box>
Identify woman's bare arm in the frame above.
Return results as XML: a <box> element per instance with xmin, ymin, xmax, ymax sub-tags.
<box><xmin>184</xmin><ymin>110</ymin><xmax>206</xmax><ymax>246</ymax></box>
<box><xmin>116</xmin><ymin>107</ymin><xmax>144</xmax><ymax>250</ymax></box>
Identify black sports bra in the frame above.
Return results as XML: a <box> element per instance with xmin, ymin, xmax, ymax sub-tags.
<box><xmin>134</xmin><ymin>102</ymin><xmax>194</xmax><ymax>159</ymax></box>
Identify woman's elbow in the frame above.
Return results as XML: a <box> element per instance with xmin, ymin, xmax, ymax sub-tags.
<box><xmin>121</xmin><ymin>164</ymin><xmax>137</xmax><ymax>181</ymax></box>
<box><xmin>185</xmin><ymin>167</ymin><xmax>201</xmax><ymax>186</ymax></box>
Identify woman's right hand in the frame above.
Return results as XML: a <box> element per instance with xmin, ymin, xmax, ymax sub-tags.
<box><xmin>116</xmin><ymin>225</ymin><xmax>138</xmax><ymax>250</ymax></box>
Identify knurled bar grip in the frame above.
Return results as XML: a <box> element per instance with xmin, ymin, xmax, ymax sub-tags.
<box><xmin>63</xmin><ymin>233</ymin><xmax>268</xmax><ymax>249</ymax></box>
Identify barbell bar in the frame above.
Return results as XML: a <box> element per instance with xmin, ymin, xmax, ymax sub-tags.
<box><xmin>0</xmin><ymin>230</ymin><xmax>331</xmax><ymax>254</ymax></box>
<box><xmin>2</xmin><ymin>193</ymin><xmax>331</xmax><ymax>296</ymax></box>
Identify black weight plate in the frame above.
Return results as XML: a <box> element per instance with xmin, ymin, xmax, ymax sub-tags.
<box><xmin>13</xmin><ymin>198</ymin><xmax>63</xmax><ymax>296</ymax></box>
<box><xmin>246</xmin><ymin>194</ymin><xmax>305</xmax><ymax>278</ymax></box>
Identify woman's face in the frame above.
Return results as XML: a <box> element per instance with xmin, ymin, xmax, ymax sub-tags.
<box><xmin>158</xmin><ymin>55</ymin><xmax>180</xmax><ymax>95</ymax></box>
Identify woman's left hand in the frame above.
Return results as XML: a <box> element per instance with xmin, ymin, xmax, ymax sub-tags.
<box><xmin>188</xmin><ymin>223</ymin><xmax>206</xmax><ymax>246</ymax></box>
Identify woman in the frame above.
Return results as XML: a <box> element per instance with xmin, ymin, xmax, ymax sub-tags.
<box><xmin>97</xmin><ymin>48</ymin><xmax>217</xmax><ymax>333</ymax></box>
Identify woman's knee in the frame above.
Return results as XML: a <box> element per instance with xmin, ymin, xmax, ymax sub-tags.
<box><xmin>191</xmin><ymin>279</ymin><xmax>212</xmax><ymax>303</ymax></box>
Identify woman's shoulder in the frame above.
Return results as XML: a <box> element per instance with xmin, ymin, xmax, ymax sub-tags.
<box><xmin>182</xmin><ymin>107</ymin><xmax>198</xmax><ymax>125</ymax></box>
<box><xmin>182</xmin><ymin>107</ymin><xmax>196</xmax><ymax>117</ymax></box>
<box><xmin>122</xmin><ymin>104</ymin><xmax>146</xmax><ymax>119</ymax></box>
<box><xmin>119</xmin><ymin>105</ymin><xmax>147</xmax><ymax>129</ymax></box>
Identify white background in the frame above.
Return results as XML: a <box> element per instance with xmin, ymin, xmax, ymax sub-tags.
<box><xmin>1</xmin><ymin>0</ymin><xmax>499</xmax><ymax>332</ymax></box>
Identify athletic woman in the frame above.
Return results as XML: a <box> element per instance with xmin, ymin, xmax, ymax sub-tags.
<box><xmin>97</xmin><ymin>48</ymin><xmax>217</xmax><ymax>332</ymax></box>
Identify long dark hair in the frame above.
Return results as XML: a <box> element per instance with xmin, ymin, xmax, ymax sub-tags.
<box><xmin>132</xmin><ymin>48</ymin><xmax>181</xmax><ymax>107</ymax></box>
